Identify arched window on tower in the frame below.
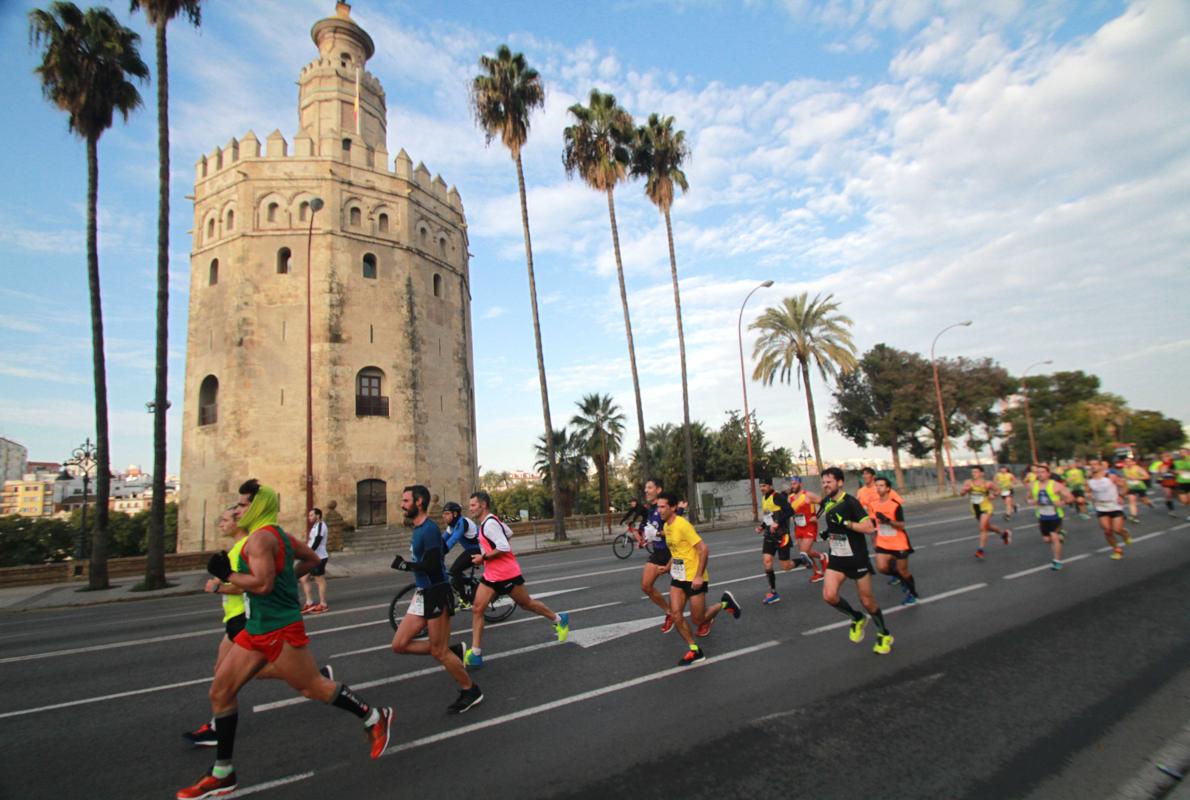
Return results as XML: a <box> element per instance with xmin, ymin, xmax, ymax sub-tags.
<box><xmin>206</xmin><ymin>218</ymin><xmax>215</xmax><ymax>241</ymax></box>
<box><xmin>267</xmin><ymin>202</ymin><xmax>278</xmax><ymax>223</ymax></box>
<box><xmin>342</xmin><ymin>138</ymin><xmax>352</xmax><ymax>156</ymax></box>
<box><xmin>198</xmin><ymin>375</ymin><xmax>218</xmax><ymax>426</ymax></box>
<box><xmin>225</xmin><ymin>208</ymin><xmax>235</xmax><ymax>231</ymax></box>
<box><xmin>419</xmin><ymin>226</ymin><xmax>428</xmax><ymax>246</ymax></box>
<box><xmin>378</xmin><ymin>213</ymin><xmax>389</xmax><ymax>233</ymax></box>
<box><xmin>299</xmin><ymin>201</ymin><xmax>309</xmax><ymax>222</ymax></box>
<box><xmin>350</xmin><ymin>207</ymin><xmax>361</xmax><ymax>227</ymax></box>
<box><xmin>208</xmin><ymin>258</ymin><xmax>219</xmax><ymax>286</ymax></box>
<box><xmin>362</xmin><ymin>253</ymin><xmax>377</xmax><ymax>280</ymax></box>
<box><xmin>356</xmin><ymin>367</ymin><xmax>387</xmax><ymax>417</ymax></box>
<box><xmin>277</xmin><ymin>247</ymin><xmax>291</xmax><ymax>275</ymax></box>
<box><xmin>438</xmin><ymin>236</ymin><xmax>447</xmax><ymax>258</ymax></box>
<box><xmin>433</xmin><ymin>273</ymin><xmax>442</xmax><ymax>298</ymax></box>
<box><xmin>357</xmin><ymin>479</ymin><xmax>387</xmax><ymax>526</ymax></box>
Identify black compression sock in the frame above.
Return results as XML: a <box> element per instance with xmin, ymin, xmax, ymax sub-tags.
<box><xmin>903</xmin><ymin>575</ymin><xmax>917</xmax><ymax>595</ymax></box>
<box><xmin>1167</xmin><ymin>500</ymin><xmax>1175</xmax><ymax>511</ymax></box>
<box><xmin>214</xmin><ymin>710</ymin><xmax>237</xmax><ymax>761</ymax></box>
<box><xmin>870</xmin><ymin>609</ymin><xmax>888</xmax><ymax>635</ymax></box>
<box><xmin>765</xmin><ymin>570</ymin><xmax>776</xmax><ymax>591</ymax></box>
<box><xmin>832</xmin><ymin>597</ymin><xmax>863</xmax><ymax>622</ymax></box>
<box><xmin>331</xmin><ymin>683</ymin><xmax>371</xmax><ymax>720</ymax></box>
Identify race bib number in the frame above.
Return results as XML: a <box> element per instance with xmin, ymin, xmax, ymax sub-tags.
<box><xmin>828</xmin><ymin>534</ymin><xmax>854</xmax><ymax>558</ymax></box>
<box><xmin>971</xmin><ymin>493</ymin><xmax>986</xmax><ymax>504</ymax></box>
<box><xmin>643</xmin><ymin>522</ymin><xmax>659</xmax><ymax>542</ymax></box>
<box><xmin>670</xmin><ymin>558</ymin><xmax>687</xmax><ymax>581</ymax></box>
<box><xmin>761</xmin><ymin>512</ymin><xmax>774</xmax><ymax>527</ymax></box>
<box><xmin>408</xmin><ymin>589</ymin><xmax>424</xmax><ymax>617</ymax></box>
<box><xmin>243</xmin><ymin>594</ymin><xmax>251</xmax><ymax>619</ymax></box>
<box><xmin>1000</xmin><ymin>490</ymin><xmax>1010</xmax><ymax>497</ymax></box>
<box><xmin>795</xmin><ymin>514</ymin><xmax>807</xmax><ymax>527</ymax></box>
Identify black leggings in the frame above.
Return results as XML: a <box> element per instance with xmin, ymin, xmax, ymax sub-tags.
<box><xmin>449</xmin><ymin>550</ymin><xmax>476</xmax><ymax>596</ymax></box>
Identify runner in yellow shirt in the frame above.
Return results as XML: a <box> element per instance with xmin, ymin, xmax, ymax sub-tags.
<box><xmin>994</xmin><ymin>466</ymin><xmax>1018</xmax><ymax>519</ymax></box>
<box><xmin>962</xmin><ymin>466</ymin><xmax>1012</xmax><ymax>559</ymax></box>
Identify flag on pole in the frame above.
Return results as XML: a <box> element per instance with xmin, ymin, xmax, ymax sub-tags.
<box><xmin>354</xmin><ymin>67</ymin><xmax>361</xmax><ymax>136</ymax></box>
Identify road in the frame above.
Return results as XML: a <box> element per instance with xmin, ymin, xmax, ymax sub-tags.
<box><xmin>1</xmin><ymin>497</ymin><xmax>1188</xmax><ymax>799</ymax></box>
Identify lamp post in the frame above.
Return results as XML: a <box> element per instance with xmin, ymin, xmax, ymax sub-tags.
<box><xmin>798</xmin><ymin>440</ymin><xmax>811</xmax><ymax>479</ymax></box>
<box><xmin>305</xmin><ymin>196</ymin><xmax>324</xmax><ymax>514</ymax></box>
<box><xmin>62</xmin><ymin>437</ymin><xmax>97</xmax><ymax>575</ymax></box>
<box><xmin>930</xmin><ymin>320</ymin><xmax>972</xmax><ymax>494</ymax></box>
<box><xmin>737</xmin><ymin>279</ymin><xmax>774</xmax><ymax>521</ymax></box>
<box><xmin>1021</xmin><ymin>360</ymin><xmax>1052</xmax><ymax>465</ymax></box>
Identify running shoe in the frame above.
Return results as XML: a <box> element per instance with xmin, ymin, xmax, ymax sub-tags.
<box><xmin>679</xmin><ymin>646</ymin><xmax>705</xmax><ymax>666</ymax></box>
<box><xmin>1079</xmin><ymin>512</ymin><xmax>1090</xmax><ymax>520</ymax></box>
<box><xmin>555</xmin><ymin>612</ymin><xmax>570</xmax><ymax>643</ymax></box>
<box><xmin>1110</xmin><ymin>548</ymin><xmax>1123</xmax><ymax>561</ymax></box>
<box><xmin>301</xmin><ymin>602</ymin><xmax>316</xmax><ymax>614</ymax></box>
<box><xmin>762</xmin><ymin>591</ymin><xmax>781</xmax><ymax>605</ymax></box>
<box><xmin>974</xmin><ymin>549</ymin><xmax>985</xmax><ymax>560</ymax></box>
<box><xmin>176</xmin><ymin>771</ymin><xmax>235</xmax><ymax>799</ymax></box>
<box><xmin>721</xmin><ymin>591</ymin><xmax>742</xmax><ymax>619</ymax></box>
<box><xmin>307</xmin><ymin>603</ymin><xmax>327</xmax><ymax>614</ymax></box>
<box><xmin>319</xmin><ymin>664</ymin><xmax>334</xmax><ymax>682</ymax></box>
<box><xmin>182</xmin><ymin>722</ymin><xmax>217</xmax><ymax>748</ymax></box>
<box><xmin>660</xmin><ymin>614</ymin><xmax>674</xmax><ymax>634</ymax></box>
<box><xmin>447</xmin><ymin>684</ymin><xmax>483</xmax><ymax>715</ymax></box>
<box><xmin>463</xmin><ymin>648</ymin><xmax>483</xmax><ymax>669</ymax></box>
<box><xmin>809</xmin><ymin>570</ymin><xmax>825</xmax><ymax>584</ymax></box>
<box><xmin>1050</xmin><ymin>560</ymin><xmax>1063</xmax><ymax>571</ymax></box>
<box><xmin>367</xmin><ymin>707</ymin><xmax>393</xmax><ymax>759</ymax></box>
<box><xmin>448</xmin><ymin>642</ymin><xmax>465</xmax><ymax>663</ymax></box>
<box><xmin>695</xmin><ymin>621</ymin><xmax>712</xmax><ymax>637</ymax></box>
<box><xmin>901</xmin><ymin>593</ymin><xmax>918</xmax><ymax>606</ymax></box>
<box><xmin>848</xmin><ymin>617</ymin><xmax>867</xmax><ymax>643</ymax></box>
<box><xmin>1122</xmin><ymin>532</ymin><xmax>1133</xmax><ymax>545</ymax></box>
<box><xmin>1127</xmin><ymin>516</ymin><xmax>1139</xmax><ymax>524</ymax></box>
<box><xmin>1002</xmin><ymin>528</ymin><xmax>1013</xmax><ymax>545</ymax></box>
<box><xmin>873</xmin><ymin>633</ymin><xmax>894</xmax><ymax>655</ymax></box>
<box><xmin>887</xmin><ymin>575</ymin><xmax>901</xmax><ymax>586</ymax></box>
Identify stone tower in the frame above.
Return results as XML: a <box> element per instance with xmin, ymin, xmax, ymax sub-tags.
<box><xmin>177</xmin><ymin>2</ymin><xmax>477</xmax><ymax>551</ymax></box>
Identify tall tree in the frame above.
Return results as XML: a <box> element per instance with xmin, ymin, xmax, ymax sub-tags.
<box><xmin>632</xmin><ymin>112</ymin><xmax>697</xmax><ymax>517</ymax></box>
<box><xmin>997</xmin><ymin>370</ymin><xmax>1101</xmax><ymax>463</ymax></box>
<box><xmin>562</xmin><ymin>90</ymin><xmax>650</xmax><ymax>480</ymax></box>
<box><xmin>533</xmin><ymin>428</ymin><xmax>588</xmax><ymax>519</ymax></box>
<box><xmin>130</xmin><ymin>0</ymin><xmax>201</xmax><ymax>591</ymax></box>
<box><xmin>471</xmin><ymin>45</ymin><xmax>567</xmax><ymax>540</ymax></box>
<box><xmin>750</xmin><ymin>292</ymin><xmax>857</xmax><ymax>475</ymax></box>
<box><xmin>570</xmin><ymin>393</ymin><xmax>625</xmax><ymax>536</ymax></box>
<box><xmin>1126</xmin><ymin>409</ymin><xmax>1185</xmax><ymax>455</ymax></box>
<box><xmin>30</xmin><ymin>2</ymin><xmax>148</xmax><ymax>589</ymax></box>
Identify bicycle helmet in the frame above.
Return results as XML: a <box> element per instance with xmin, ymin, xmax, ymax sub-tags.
<box><xmin>443</xmin><ymin>501</ymin><xmax>463</xmax><ymax>514</ymax></box>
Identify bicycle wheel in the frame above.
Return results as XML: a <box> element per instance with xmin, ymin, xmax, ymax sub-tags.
<box><xmin>388</xmin><ymin>583</ymin><xmax>417</xmax><ymax>631</ymax></box>
<box><xmin>612</xmin><ymin>532</ymin><xmax>634</xmax><ymax>559</ymax></box>
<box><xmin>484</xmin><ymin>591</ymin><xmax>517</xmax><ymax>623</ymax></box>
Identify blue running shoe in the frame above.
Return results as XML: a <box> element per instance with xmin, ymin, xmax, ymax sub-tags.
<box><xmin>901</xmin><ymin>593</ymin><xmax>918</xmax><ymax>606</ymax></box>
<box><xmin>762</xmin><ymin>591</ymin><xmax>781</xmax><ymax>605</ymax></box>
<box><xmin>464</xmin><ymin>648</ymin><xmax>483</xmax><ymax>669</ymax></box>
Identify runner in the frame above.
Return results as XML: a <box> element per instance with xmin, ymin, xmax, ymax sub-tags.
<box><xmin>638</xmin><ymin>477</ymin><xmax>674</xmax><ymax>632</ymax></box>
<box><xmin>789</xmin><ymin>476</ymin><xmax>827</xmax><ymax>582</ymax></box>
<box><xmin>463</xmin><ymin>491</ymin><xmax>569</xmax><ymax>669</ymax></box>
<box><xmin>441</xmin><ymin>501</ymin><xmax>481</xmax><ymax>606</ymax></box>
<box><xmin>1023</xmin><ymin>465</ymin><xmax>1038</xmax><ymax>507</ymax></box>
<box><xmin>818</xmin><ymin>467</ymin><xmax>893</xmax><ymax>655</ymax></box>
<box><xmin>1176</xmin><ymin>449</ymin><xmax>1190</xmax><ymax>520</ymax></box>
<box><xmin>656</xmin><ymin>492</ymin><xmax>740</xmax><ymax>665</ymax></box>
<box><xmin>390</xmin><ymin>485</ymin><xmax>482</xmax><ymax>714</ymax></box>
<box><xmin>1031</xmin><ymin>464</ymin><xmax>1075</xmax><ymax>570</ymax></box>
<box><xmin>1155</xmin><ymin>453</ymin><xmax>1179</xmax><ymax>516</ymax></box>
<box><xmin>1087</xmin><ymin>460</ymin><xmax>1131</xmax><ymax>560</ymax></box>
<box><xmin>1065</xmin><ymin>461</ymin><xmax>1090</xmax><ymax>519</ymax></box>
<box><xmin>961</xmin><ymin>466</ymin><xmax>1012</xmax><ymax>559</ymax></box>
<box><xmin>995</xmin><ymin>466</ymin><xmax>1018</xmax><ymax>519</ymax></box>
<box><xmin>870</xmin><ymin>477</ymin><xmax>918</xmax><ymax>605</ymax></box>
<box><xmin>1121</xmin><ymin>458</ymin><xmax>1152</xmax><ymax>522</ymax></box>
<box><xmin>299</xmin><ymin>507</ymin><xmax>329</xmax><ymax>614</ymax></box>
<box><xmin>176</xmin><ymin>480</ymin><xmax>391</xmax><ymax>800</ymax></box>
<box><xmin>855</xmin><ymin>467</ymin><xmax>902</xmax><ymax>516</ymax></box>
<box><xmin>756</xmin><ymin>478</ymin><xmax>795</xmax><ymax>605</ymax></box>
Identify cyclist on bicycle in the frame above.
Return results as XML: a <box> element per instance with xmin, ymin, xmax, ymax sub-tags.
<box><xmin>441</xmin><ymin>501</ymin><xmax>481</xmax><ymax>606</ymax></box>
<box><xmin>619</xmin><ymin>498</ymin><xmax>649</xmax><ymax>547</ymax></box>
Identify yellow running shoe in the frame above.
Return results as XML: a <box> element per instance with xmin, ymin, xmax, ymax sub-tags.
<box><xmin>1111</xmin><ymin>548</ymin><xmax>1123</xmax><ymax>560</ymax></box>
<box><xmin>849</xmin><ymin>617</ymin><xmax>867</xmax><ymax>643</ymax></box>
<box><xmin>873</xmin><ymin>633</ymin><xmax>894</xmax><ymax>655</ymax></box>
<box><xmin>1122</xmin><ymin>533</ymin><xmax>1132</xmax><ymax>546</ymax></box>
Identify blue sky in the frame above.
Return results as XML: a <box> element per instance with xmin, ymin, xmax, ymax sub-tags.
<box><xmin>1</xmin><ymin>0</ymin><xmax>1187</xmax><ymax>476</ymax></box>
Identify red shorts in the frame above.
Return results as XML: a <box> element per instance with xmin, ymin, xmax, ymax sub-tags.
<box><xmin>793</xmin><ymin>528</ymin><xmax>818</xmax><ymax>541</ymax></box>
<box><xmin>233</xmin><ymin>619</ymin><xmax>309</xmax><ymax>663</ymax></box>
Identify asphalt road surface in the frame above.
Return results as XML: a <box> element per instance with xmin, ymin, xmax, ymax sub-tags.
<box><xmin>1</xmin><ymin>497</ymin><xmax>1188</xmax><ymax>800</ymax></box>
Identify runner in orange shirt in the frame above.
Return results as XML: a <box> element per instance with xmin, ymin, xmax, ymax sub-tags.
<box><xmin>870</xmin><ymin>477</ymin><xmax>918</xmax><ymax>605</ymax></box>
<box><xmin>789</xmin><ymin>476</ymin><xmax>827</xmax><ymax>582</ymax></box>
<box><xmin>856</xmin><ymin>467</ymin><xmax>902</xmax><ymax>515</ymax></box>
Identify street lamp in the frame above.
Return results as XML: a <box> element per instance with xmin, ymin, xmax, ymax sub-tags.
<box><xmin>737</xmin><ymin>279</ymin><xmax>774</xmax><ymax>521</ymax></box>
<box><xmin>798</xmin><ymin>440</ymin><xmax>811</xmax><ymax>479</ymax></box>
<box><xmin>930</xmin><ymin>320</ymin><xmax>972</xmax><ymax>494</ymax></box>
<box><xmin>62</xmin><ymin>437</ymin><xmax>97</xmax><ymax>575</ymax></box>
<box><xmin>1021</xmin><ymin>360</ymin><xmax>1053</xmax><ymax>465</ymax></box>
<box><xmin>305</xmin><ymin>196</ymin><xmax>324</xmax><ymax>514</ymax></box>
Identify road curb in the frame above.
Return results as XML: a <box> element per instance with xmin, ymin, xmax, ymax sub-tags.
<box><xmin>1111</xmin><ymin>717</ymin><xmax>1190</xmax><ymax>799</ymax></box>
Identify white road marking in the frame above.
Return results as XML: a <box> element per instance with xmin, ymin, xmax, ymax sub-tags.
<box><xmin>801</xmin><ymin>583</ymin><xmax>987</xmax><ymax>635</ymax></box>
<box><xmin>382</xmin><ymin>640</ymin><xmax>781</xmax><ymax>756</ymax></box>
<box><xmin>227</xmin><ymin>771</ymin><xmax>316</xmax><ymax>796</ymax></box>
<box><xmin>913</xmin><ymin>515</ymin><xmax>978</xmax><ymax>529</ymax></box>
<box><xmin>1002</xmin><ymin>552</ymin><xmax>1092</xmax><ymax>580</ymax></box>
<box><xmin>932</xmin><ymin>533</ymin><xmax>982</xmax><ymax>546</ymax></box>
<box><xmin>531</xmin><ymin>548</ymin><xmax>756</xmax><ymax>586</ymax></box>
<box><xmin>0</xmin><ymin>627</ymin><xmax>223</xmax><ymax>665</ymax></box>
<box><xmin>568</xmin><ymin>617</ymin><xmax>662</xmax><ymax>648</ymax></box>
<box><xmin>0</xmin><ymin>675</ymin><xmax>212</xmax><ymax>720</ymax></box>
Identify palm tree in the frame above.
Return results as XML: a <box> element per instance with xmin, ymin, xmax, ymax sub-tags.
<box><xmin>533</xmin><ymin>428</ymin><xmax>588</xmax><ymax>519</ymax></box>
<box><xmin>632</xmin><ymin>112</ymin><xmax>696</xmax><ymax>515</ymax></box>
<box><xmin>30</xmin><ymin>2</ymin><xmax>147</xmax><ymax>590</ymax></box>
<box><xmin>562</xmin><ymin>90</ymin><xmax>650</xmax><ymax>481</ymax></box>
<box><xmin>751</xmin><ymin>293</ymin><xmax>857</xmax><ymax>476</ymax></box>
<box><xmin>471</xmin><ymin>46</ymin><xmax>567</xmax><ymax>540</ymax></box>
<box><xmin>571</xmin><ymin>393</ymin><xmax>626</xmax><ymax>536</ymax></box>
<box><xmin>130</xmin><ymin>0</ymin><xmax>201</xmax><ymax>591</ymax></box>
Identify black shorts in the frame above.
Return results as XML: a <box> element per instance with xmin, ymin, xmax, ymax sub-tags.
<box><xmin>1143</xmin><ymin>479</ymin><xmax>1152</xmax><ymax>488</ymax></box>
<box><xmin>225</xmin><ymin>613</ymin><xmax>247</xmax><ymax>640</ymax></box>
<box><xmin>971</xmin><ymin>505</ymin><xmax>989</xmax><ymax>519</ymax></box>
<box><xmin>670</xmin><ymin>579</ymin><xmax>709</xmax><ymax>596</ymax></box>
<box><xmin>875</xmin><ymin>546</ymin><xmax>913</xmax><ymax>559</ymax></box>
<box><xmin>762</xmin><ymin>534</ymin><xmax>792</xmax><ymax>560</ymax></box>
<box><xmin>1038</xmin><ymin>518</ymin><xmax>1063</xmax><ymax>536</ymax></box>
<box><xmin>826</xmin><ymin>559</ymin><xmax>872</xmax><ymax>580</ymax></box>
<box><xmin>308</xmin><ymin>557</ymin><xmax>328</xmax><ymax>577</ymax></box>
<box><xmin>417</xmin><ymin>583</ymin><xmax>455</xmax><ymax>618</ymax></box>
<box><xmin>1178</xmin><ymin>484</ymin><xmax>1190</xmax><ymax>495</ymax></box>
<box><xmin>1128</xmin><ymin>487</ymin><xmax>1147</xmax><ymax>496</ymax></box>
<box><xmin>481</xmin><ymin>574</ymin><xmax>526</xmax><ymax>596</ymax></box>
<box><xmin>1096</xmin><ymin>510</ymin><xmax>1124</xmax><ymax>519</ymax></box>
<box><xmin>648</xmin><ymin>547</ymin><xmax>671</xmax><ymax>567</ymax></box>
<box><xmin>1070</xmin><ymin>487</ymin><xmax>1085</xmax><ymax>498</ymax></box>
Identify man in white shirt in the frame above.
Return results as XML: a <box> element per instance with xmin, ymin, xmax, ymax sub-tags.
<box><xmin>300</xmin><ymin>507</ymin><xmax>330</xmax><ymax>613</ymax></box>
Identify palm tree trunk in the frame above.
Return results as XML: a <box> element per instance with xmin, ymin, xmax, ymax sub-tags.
<box><xmin>606</xmin><ymin>188</ymin><xmax>649</xmax><ymax>482</ymax></box>
<box><xmin>516</xmin><ymin>154</ymin><xmax>566</xmax><ymax>540</ymax></box>
<box><xmin>86</xmin><ymin>133</ymin><xmax>111</xmax><ymax>590</ymax></box>
<box><xmin>601</xmin><ymin>428</ymin><xmax>610</xmax><ymax>538</ymax></box>
<box><xmin>801</xmin><ymin>359</ymin><xmax>824</xmax><ymax>476</ymax></box>
<box><xmin>664</xmin><ymin>209</ymin><xmax>697</xmax><ymax>519</ymax></box>
<box><xmin>145</xmin><ymin>18</ymin><xmax>169</xmax><ymax>590</ymax></box>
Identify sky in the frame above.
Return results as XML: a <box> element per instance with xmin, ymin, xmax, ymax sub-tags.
<box><xmin>1</xmin><ymin>0</ymin><xmax>1187</xmax><ymax>477</ymax></box>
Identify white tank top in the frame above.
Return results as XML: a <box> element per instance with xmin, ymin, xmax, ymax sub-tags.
<box><xmin>1087</xmin><ymin>476</ymin><xmax>1121</xmax><ymax>512</ymax></box>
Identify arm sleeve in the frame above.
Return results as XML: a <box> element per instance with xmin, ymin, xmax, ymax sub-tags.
<box><xmin>895</xmin><ymin>503</ymin><xmax>905</xmax><ymax>522</ymax></box>
<box><xmin>311</xmin><ymin>532</ymin><xmax>324</xmax><ymax>551</ymax></box>
<box><xmin>773</xmin><ymin>493</ymin><xmax>794</xmax><ymax>527</ymax></box>
<box><xmin>442</xmin><ymin>519</ymin><xmax>464</xmax><ymax>550</ymax></box>
<box><xmin>619</xmin><ymin>508</ymin><xmax>634</xmax><ymax>525</ymax></box>
<box><xmin>405</xmin><ymin>529</ymin><xmax>444</xmax><ymax>574</ymax></box>
<box><xmin>481</xmin><ymin>518</ymin><xmax>512</xmax><ymax>553</ymax></box>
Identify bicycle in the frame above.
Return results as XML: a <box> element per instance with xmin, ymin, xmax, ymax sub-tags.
<box><xmin>388</xmin><ymin>561</ymin><xmax>516</xmax><ymax>630</ymax></box>
<box><xmin>612</xmin><ymin>525</ymin><xmax>657</xmax><ymax>560</ymax></box>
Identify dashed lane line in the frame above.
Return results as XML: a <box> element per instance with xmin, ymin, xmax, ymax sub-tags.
<box><xmin>800</xmin><ymin>583</ymin><xmax>988</xmax><ymax>635</ymax></box>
